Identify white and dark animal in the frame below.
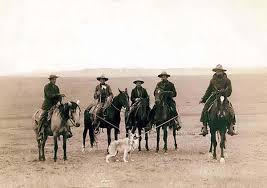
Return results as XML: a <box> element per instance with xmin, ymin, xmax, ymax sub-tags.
<box><xmin>33</xmin><ymin>100</ymin><xmax>81</xmax><ymax>162</ymax></box>
<box><xmin>106</xmin><ymin>133</ymin><xmax>139</xmax><ymax>163</ymax></box>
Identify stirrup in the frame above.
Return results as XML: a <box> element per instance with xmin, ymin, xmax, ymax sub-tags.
<box><xmin>199</xmin><ymin>127</ymin><xmax>208</xmax><ymax>136</ymax></box>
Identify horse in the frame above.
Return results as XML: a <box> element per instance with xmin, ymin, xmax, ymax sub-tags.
<box><xmin>207</xmin><ymin>93</ymin><xmax>231</xmax><ymax>163</ymax></box>
<box><xmin>152</xmin><ymin>91</ymin><xmax>178</xmax><ymax>152</ymax></box>
<box><xmin>32</xmin><ymin>100</ymin><xmax>81</xmax><ymax>162</ymax></box>
<box><xmin>125</xmin><ymin>97</ymin><xmax>151</xmax><ymax>151</ymax></box>
<box><xmin>83</xmin><ymin>89</ymin><xmax>129</xmax><ymax>151</ymax></box>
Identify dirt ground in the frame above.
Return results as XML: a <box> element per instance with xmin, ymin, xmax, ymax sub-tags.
<box><xmin>0</xmin><ymin>74</ymin><xmax>267</xmax><ymax>188</ymax></box>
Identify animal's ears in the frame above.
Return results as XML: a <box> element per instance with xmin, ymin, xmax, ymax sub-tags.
<box><xmin>68</xmin><ymin>101</ymin><xmax>72</xmax><ymax>106</ymax></box>
<box><xmin>118</xmin><ymin>88</ymin><xmax>122</xmax><ymax>93</ymax></box>
<box><xmin>76</xmin><ymin>100</ymin><xmax>80</xmax><ymax>105</ymax></box>
<box><xmin>125</xmin><ymin>88</ymin><xmax>128</xmax><ymax>93</ymax></box>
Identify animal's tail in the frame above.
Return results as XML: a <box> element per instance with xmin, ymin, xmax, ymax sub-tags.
<box><xmin>84</xmin><ymin>109</ymin><xmax>96</xmax><ymax>146</ymax></box>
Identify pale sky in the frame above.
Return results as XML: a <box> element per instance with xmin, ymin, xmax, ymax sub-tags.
<box><xmin>0</xmin><ymin>0</ymin><xmax>266</xmax><ymax>74</ymax></box>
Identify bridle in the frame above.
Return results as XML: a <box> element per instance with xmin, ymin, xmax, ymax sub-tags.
<box><xmin>68</xmin><ymin>104</ymin><xmax>81</xmax><ymax>127</ymax></box>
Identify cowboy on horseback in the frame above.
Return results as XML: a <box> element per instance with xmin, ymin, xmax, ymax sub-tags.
<box><xmin>93</xmin><ymin>75</ymin><xmax>113</xmax><ymax>126</ymax></box>
<box><xmin>199</xmin><ymin>64</ymin><xmax>237</xmax><ymax>136</ymax></box>
<box><xmin>130</xmin><ymin>78</ymin><xmax>149</xmax><ymax>110</ymax></box>
<box><xmin>150</xmin><ymin>71</ymin><xmax>181</xmax><ymax>130</ymax></box>
<box><xmin>37</xmin><ymin>75</ymin><xmax>72</xmax><ymax>140</ymax></box>
<box><xmin>126</xmin><ymin>78</ymin><xmax>150</xmax><ymax>127</ymax></box>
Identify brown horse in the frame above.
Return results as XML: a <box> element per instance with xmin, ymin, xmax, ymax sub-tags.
<box><xmin>208</xmin><ymin>94</ymin><xmax>230</xmax><ymax>163</ymax></box>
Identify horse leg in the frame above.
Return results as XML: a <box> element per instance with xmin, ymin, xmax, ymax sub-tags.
<box><xmin>53</xmin><ymin>134</ymin><xmax>58</xmax><ymax>162</ymax></box>
<box><xmin>39</xmin><ymin>135</ymin><xmax>47</xmax><ymax>161</ymax></box>
<box><xmin>82</xmin><ymin>125</ymin><xmax>88</xmax><ymax>150</ymax></box>
<box><xmin>156</xmin><ymin>128</ymin><xmax>160</xmax><ymax>153</ymax></box>
<box><xmin>37</xmin><ymin>139</ymin><xmax>42</xmax><ymax>161</ymax></box>
<box><xmin>107</xmin><ymin>128</ymin><xmax>111</xmax><ymax>153</ymax></box>
<box><xmin>173</xmin><ymin>127</ymin><xmax>177</xmax><ymax>150</ymax></box>
<box><xmin>163</xmin><ymin>125</ymin><xmax>168</xmax><ymax>152</ymax></box>
<box><xmin>63</xmin><ymin>135</ymin><xmax>67</xmax><ymax>161</ymax></box>
<box><xmin>138</xmin><ymin>127</ymin><xmax>142</xmax><ymax>151</ymax></box>
<box><xmin>211</xmin><ymin>131</ymin><xmax>217</xmax><ymax>159</ymax></box>
<box><xmin>145</xmin><ymin>129</ymin><xmax>149</xmax><ymax>151</ymax></box>
<box><xmin>208</xmin><ymin>127</ymin><xmax>213</xmax><ymax>158</ymax></box>
<box><xmin>114</xmin><ymin>128</ymin><xmax>119</xmax><ymax>141</ymax></box>
<box><xmin>220</xmin><ymin>131</ymin><xmax>226</xmax><ymax>163</ymax></box>
<box><xmin>88</xmin><ymin>122</ymin><xmax>95</xmax><ymax>148</ymax></box>
<box><xmin>42</xmin><ymin>136</ymin><xmax>48</xmax><ymax>161</ymax></box>
<box><xmin>126</xmin><ymin>128</ymin><xmax>129</xmax><ymax>138</ymax></box>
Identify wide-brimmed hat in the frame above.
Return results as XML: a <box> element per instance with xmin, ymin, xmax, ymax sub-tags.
<box><xmin>212</xmin><ymin>64</ymin><xmax>227</xmax><ymax>72</ymax></box>
<box><xmin>97</xmin><ymin>74</ymin><xmax>109</xmax><ymax>81</ymax></box>
<box><xmin>133</xmin><ymin>78</ymin><xmax>144</xmax><ymax>84</ymax></box>
<box><xmin>48</xmin><ymin>75</ymin><xmax>59</xmax><ymax>80</ymax></box>
<box><xmin>158</xmin><ymin>71</ymin><xmax>170</xmax><ymax>78</ymax></box>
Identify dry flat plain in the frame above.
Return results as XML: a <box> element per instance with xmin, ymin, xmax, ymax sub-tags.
<box><xmin>0</xmin><ymin>74</ymin><xmax>267</xmax><ymax>188</ymax></box>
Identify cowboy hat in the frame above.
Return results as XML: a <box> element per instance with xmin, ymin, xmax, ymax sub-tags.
<box><xmin>212</xmin><ymin>64</ymin><xmax>227</xmax><ymax>72</ymax></box>
<box><xmin>97</xmin><ymin>74</ymin><xmax>109</xmax><ymax>81</ymax></box>
<box><xmin>158</xmin><ymin>71</ymin><xmax>170</xmax><ymax>78</ymax></box>
<box><xmin>133</xmin><ymin>78</ymin><xmax>144</xmax><ymax>84</ymax></box>
<box><xmin>48</xmin><ymin>75</ymin><xmax>59</xmax><ymax>80</ymax></box>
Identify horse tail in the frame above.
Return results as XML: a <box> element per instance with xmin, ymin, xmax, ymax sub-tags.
<box><xmin>32</xmin><ymin>109</ymin><xmax>41</xmax><ymax>131</ymax></box>
<box><xmin>84</xmin><ymin>108</ymin><xmax>96</xmax><ymax>146</ymax></box>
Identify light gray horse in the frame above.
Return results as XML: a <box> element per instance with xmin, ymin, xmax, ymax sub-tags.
<box><xmin>33</xmin><ymin>100</ymin><xmax>81</xmax><ymax>162</ymax></box>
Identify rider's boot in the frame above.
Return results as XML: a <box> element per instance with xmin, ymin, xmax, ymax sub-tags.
<box><xmin>174</xmin><ymin>118</ymin><xmax>181</xmax><ymax>131</ymax></box>
<box><xmin>199</xmin><ymin>123</ymin><xmax>208</xmax><ymax>136</ymax></box>
<box><xmin>37</xmin><ymin>118</ymin><xmax>46</xmax><ymax>141</ymax></box>
<box><xmin>228</xmin><ymin>123</ymin><xmax>238</xmax><ymax>136</ymax></box>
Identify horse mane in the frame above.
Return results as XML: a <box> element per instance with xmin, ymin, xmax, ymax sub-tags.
<box><xmin>57</xmin><ymin>102</ymin><xmax>79</xmax><ymax>121</ymax></box>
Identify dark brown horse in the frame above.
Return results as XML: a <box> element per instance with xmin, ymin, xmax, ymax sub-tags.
<box><xmin>83</xmin><ymin>89</ymin><xmax>129</xmax><ymax>151</ymax></box>
<box><xmin>152</xmin><ymin>91</ymin><xmax>178</xmax><ymax>153</ymax></box>
<box><xmin>208</xmin><ymin>93</ymin><xmax>231</xmax><ymax>163</ymax></box>
<box><xmin>125</xmin><ymin>97</ymin><xmax>151</xmax><ymax>151</ymax></box>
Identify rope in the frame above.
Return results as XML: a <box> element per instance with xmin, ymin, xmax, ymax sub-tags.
<box><xmin>143</xmin><ymin>115</ymin><xmax>179</xmax><ymax>135</ymax></box>
<box><xmin>95</xmin><ymin>114</ymin><xmax>120</xmax><ymax>131</ymax></box>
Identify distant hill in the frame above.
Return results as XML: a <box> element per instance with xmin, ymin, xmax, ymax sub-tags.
<box><xmin>6</xmin><ymin>67</ymin><xmax>267</xmax><ymax>77</ymax></box>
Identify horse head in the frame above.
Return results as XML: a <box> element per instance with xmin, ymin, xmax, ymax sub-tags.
<box><xmin>67</xmin><ymin>100</ymin><xmax>81</xmax><ymax>127</ymax></box>
<box><xmin>154</xmin><ymin>91</ymin><xmax>170</xmax><ymax>121</ymax></box>
<box><xmin>216</xmin><ymin>95</ymin><xmax>228</xmax><ymax>121</ymax></box>
<box><xmin>118</xmin><ymin>88</ymin><xmax>130</xmax><ymax>109</ymax></box>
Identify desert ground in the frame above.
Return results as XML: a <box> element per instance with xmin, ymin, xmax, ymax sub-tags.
<box><xmin>0</xmin><ymin>74</ymin><xmax>267</xmax><ymax>188</ymax></box>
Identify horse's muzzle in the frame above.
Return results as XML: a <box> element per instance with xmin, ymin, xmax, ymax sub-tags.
<box><xmin>75</xmin><ymin>123</ymin><xmax>80</xmax><ymax>127</ymax></box>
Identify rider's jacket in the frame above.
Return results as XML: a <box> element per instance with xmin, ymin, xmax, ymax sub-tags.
<box><xmin>94</xmin><ymin>83</ymin><xmax>113</xmax><ymax>103</ymax></box>
<box><xmin>131</xmin><ymin>86</ymin><xmax>149</xmax><ymax>104</ymax></box>
<box><xmin>201</xmin><ymin>73</ymin><xmax>232</xmax><ymax>103</ymax></box>
<box><xmin>41</xmin><ymin>83</ymin><xmax>61</xmax><ymax>111</ymax></box>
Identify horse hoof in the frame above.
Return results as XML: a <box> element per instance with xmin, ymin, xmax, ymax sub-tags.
<box><xmin>146</xmin><ymin>148</ymin><xmax>149</xmax><ymax>151</ymax></box>
<box><xmin>220</xmin><ymin>158</ymin><xmax>225</xmax><ymax>164</ymax></box>
<box><xmin>208</xmin><ymin>152</ymin><xmax>213</xmax><ymax>159</ymax></box>
<box><xmin>213</xmin><ymin>156</ymin><xmax>217</xmax><ymax>160</ymax></box>
<box><xmin>54</xmin><ymin>159</ymin><xmax>57</xmax><ymax>162</ymax></box>
<box><xmin>64</xmin><ymin>158</ymin><xmax>67</xmax><ymax>161</ymax></box>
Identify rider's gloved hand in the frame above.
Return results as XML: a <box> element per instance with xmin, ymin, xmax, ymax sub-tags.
<box><xmin>135</xmin><ymin>98</ymin><xmax>141</xmax><ymax>102</ymax></box>
<box><xmin>199</xmin><ymin>99</ymin><xmax>204</xmax><ymax>104</ymax></box>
